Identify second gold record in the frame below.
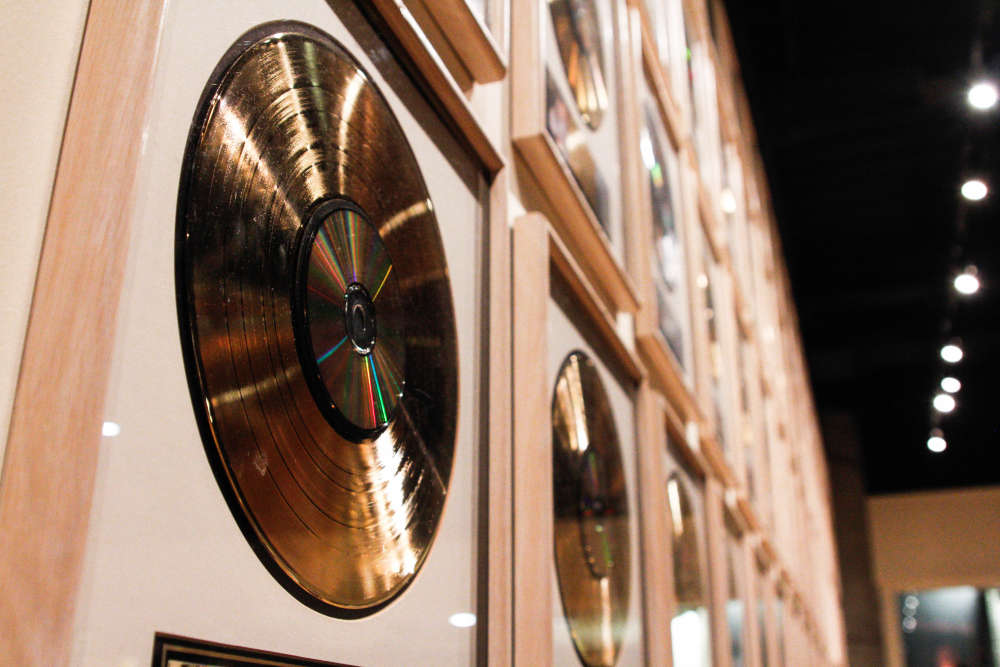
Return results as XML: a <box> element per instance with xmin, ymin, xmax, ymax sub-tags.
<box><xmin>175</xmin><ymin>21</ymin><xmax>458</xmax><ymax>617</ymax></box>
<box><xmin>552</xmin><ymin>351</ymin><xmax>631</xmax><ymax>666</ymax></box>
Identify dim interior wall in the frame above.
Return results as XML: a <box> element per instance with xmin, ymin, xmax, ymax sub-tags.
<box><xmin>868</xmin><ymin>486</ymin><xmax>1000</xmax><ymax>591</ymax></box>
<box><xmin>0</xmin><ymin>0</ymin><xmax>90</xmax><ymax>462</ymax></box>
<box><xmin>869</xmin><ymin>487</ymin><xmax>1000</xmax><ymax>667</ymax></box>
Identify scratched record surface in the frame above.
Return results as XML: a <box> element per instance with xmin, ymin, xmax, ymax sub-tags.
<box><xmin>552</xmin><ymin>351</ymin><xmax>631</xmax><ymax>666</ymax></box>
<box><xmin>175</xmin><ymin>21</ymin><xmax>457</xmax><ymax>617</ymax></box>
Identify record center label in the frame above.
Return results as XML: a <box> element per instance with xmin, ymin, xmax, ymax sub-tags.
<box><xmin>298</xmin><ymin>200</ymin><xmax>406</xmax><ymax>437</ymax></box>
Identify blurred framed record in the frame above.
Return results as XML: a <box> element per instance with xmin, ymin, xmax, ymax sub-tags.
<box><xmin>511</xmin><ymin>0</ymin><xmax>638</xmax><ymax>315</ymax></box>
<box><xmin>69</xmin><ymin>4</ymin><xmax>494</xmax><ymax>666</ymax></box>
<box><xmin>631</xmin><ymin>47</ymin><xmax>697</xmax><ymax>421</ymax></box>
<box><xmin>511</xmin><ymin>213</ymin><xmax>646</xmax><ymax>665</ymax></box>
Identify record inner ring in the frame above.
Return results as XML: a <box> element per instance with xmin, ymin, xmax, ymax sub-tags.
<box><xmin>295</xmin><ymin>199</ymin><xmax>406</xmax><ymax>439</ymax></box>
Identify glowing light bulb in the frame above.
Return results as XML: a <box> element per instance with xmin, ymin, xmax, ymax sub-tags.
<box><xmin>961</xmin><ymin>179</ymin><xmax>988</xmax><ymax>201</ymax></box>
<box><xmin>933</xmin><ymin>393</ymin><xmax>956</xmax><ymax>413</ymax></box>
<box><xmin>927</xmin><ymin>429</ymin><xmax>947</xmax><ymax>453</ymax></box>
<box><xmin>102</xmin><ymin>421</ymin><xmax>121</xmax><ymax>437</ymax></box>
<box><xmin>954</xmin><ymin>268</ymin><xmax>980</xmax><ymax>295</ymax></box>
<box><xmin>940</xmin><ymin>343</ymin><xmax>963</xmax><ymax>363</ymax></box>
<box><xmin>941</xmin><ymin>377</ymin><xmax>961</xmax><ymax>393</ymax></box>
<box><xmin>968</xmin><ymin>82</ymin><xmax>998</xmax><ymax>110</ymax></box>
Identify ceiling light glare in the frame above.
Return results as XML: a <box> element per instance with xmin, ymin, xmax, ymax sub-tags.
<box><xmin>933</xmin><ymin>393</ymin><xmax>956</xmax><ymax>413</ymax></box>
<box><xmin>720</xmin><ymin>188</ymin><xmax>737</xmax><ymax>214</ymax></box>
<box><xmin>448</xmin><ymin>612</ymin><xmax>476</xmax><ymax>628</ymax></box>
<box><xmin>102</xmin><ymin>421</ymin><xmax>121</xmax><ymax>437</ymax></box>
<box><xmin>941</xmin><ymin>376</ymin><xmax>961</xmax><ymax>393</ymax></box>
<box><xmin>954</xmin><ymin>268</ymin><xmax>980</xmax><ymax>295</ymax></box>
<box><xmin>927</xmin><ymin>429</ymin><xmax>947</xmax><ymax>453</ymax></box>
<box><xmin>940</xmin><ymin>343</ymin><xmax>964</xmax><ymax>363</ymax></box>
<box><xmin>961</xmin><ymin>179</ymin><xmax>988</xmax><ymax>201</ymax></box>
<box><xmin>968</xmin><ymin>81</ymin><xmax>998</xmax><ymax>110</ymax></box>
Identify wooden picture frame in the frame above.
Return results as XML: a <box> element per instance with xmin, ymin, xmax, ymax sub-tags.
<box><xmin>511</xmin><ymin>0</ymin><xmax>640</xmax><ymax>315</ymax></box>
<box><xmin>402</xmin><ymin>0</ymin><xmax>506</xmax><ymax>87</ymax></box>
<box><xmin>0</xmin><ymin>3</ymin><xmax>512</xmax><ymax>664</ymax></box>
<box><xmin>626</xmin><ymin>4</ymin><xmax>700</xmax><ymax>431</ymax></box>
<box><xmin>631</xmin><ymin>0</ymin><xmax>690</xmax><ymax>142</ymax></box>
<box><xmin>512</xmin><ymin>212</ymin><xmax>647</xmax><ymax>665</ymax></box>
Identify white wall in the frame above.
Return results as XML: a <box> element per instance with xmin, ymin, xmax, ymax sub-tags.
<box><xmin>0</xmin><ymin>1</ymin><xmax>90</xmax><ymax>461</ymax></box>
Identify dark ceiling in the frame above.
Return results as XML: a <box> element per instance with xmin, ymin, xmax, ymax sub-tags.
<box><xmin>723</xmin><ymin>1</ymin><xmax>1000</xmax><ymax>494</ymax></box>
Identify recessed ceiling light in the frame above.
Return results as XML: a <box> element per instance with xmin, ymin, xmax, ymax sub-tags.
<box><xmin>940</xmin><ymin>377</ymin><xmax>961</xmax><ymax>393</ymax></box>
<box><xmin>940</xmin><ymin>343</ymin><xmax>963</xmax><ymax>363</ymax></box>
<box><xmin>933</xmin><ymin>393</ymin><xmax>956</xmax><ymax>413</ymax></box>
<box><xmin>927</xmin><ymin>429</ymin><xmax>946</xmax><ymax>453</ymax></box>
<box><xmin>968</xmin><ymin>81</ymin><xmax>998</xmax><ymax>110</ymax></box>
<box><xmin>954</xmin><ymin>268</ymin><xmax>980</xmax><ymax>295</ymax></box>
<box><xmin>961</xmin><ymin>179</ymin><xmax>988</xmax><ymax>201</ymax></box>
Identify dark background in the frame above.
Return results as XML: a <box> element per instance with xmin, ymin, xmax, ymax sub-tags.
<box><xmin>723</xmin><ymin>1</ymin><xmax>1000</xmax><ymax>494</ymax></box>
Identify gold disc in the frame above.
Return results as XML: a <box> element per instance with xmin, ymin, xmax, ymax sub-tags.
<box><xmin>552</xmin><ymin>351</ymin><xmax>631</xmax><ymax>666</ymax></box>
<box><xmin>175</xmin><ymin>21</ymin><xmax>458</xmax><ymax>616</ymax></box>
<box><xmin>549</xmin><ymin>0</ymin><xmax>610</xmax><ymax>130</ymax></box>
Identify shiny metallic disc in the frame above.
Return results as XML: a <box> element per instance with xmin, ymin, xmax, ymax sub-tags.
<box><xmin>298</xmin><ymin>202</ymin><xmax>405</xmax><ymax>436</ymax></box>
<box><xmin>549</xmin><ymin>0</ymin><xmax>609</xmax><ymax>130</ymax></box>
<box><xmin>552</xmin><ymin>351</ymin><xmax>630</xmax><ymax>667</ymax></box>
<box><xmin>175</xmin><ymin>21</ymin><xmax>457</xmax><ymax>616</ymax></box>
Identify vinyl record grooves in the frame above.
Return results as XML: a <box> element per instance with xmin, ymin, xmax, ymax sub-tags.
<box><xmin>175</xmin><ymin>21</ymin><xmax>458</xmax><ymax>617</ymax></box>
<box><xmin>549</xmin><ymin>0</ymin><xmax>609</xmax><ymax>130</ymax></box>
<box><xmin>552</xmin><ymin>351</ymin><xmax>630</xmax><ymax>666</ymax></box>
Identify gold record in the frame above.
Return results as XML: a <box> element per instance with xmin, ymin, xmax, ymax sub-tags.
<box><xmin>549</xmin><ymin>0</ymin><xmax>610</xmax><ymax>130</ymax></box>
<box><xmin>175</xmin><ymin>21</ymin><xmax>458</xmax><ymax>616</ymax></box>
<box><xmin>552</xmin><ymin>351</ymin><xmax>631</xmax><ymax>666</ymax></box>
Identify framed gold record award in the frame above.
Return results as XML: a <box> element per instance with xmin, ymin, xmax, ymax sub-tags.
<box><xmin>511</xmin><ymin>0</ymin><xmax>639</xmax><ymax>316</ymax></box>
<box><xmin>512</xmin><ymin>213</ymin><xmax>647</xmax><ymax>666</ymax></box>
<box><xmin>625</xmin><ymin>5</ymin><xmax>698</xmax><ymax>426</ymax></box>
<box><xmin>47</xmin><ymin>3</ymin><xmax>503</xmax><ymax>665</ymax></box>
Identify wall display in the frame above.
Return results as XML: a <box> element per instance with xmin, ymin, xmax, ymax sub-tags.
<box><xmin>512</xmin><ymin>214</ymin><xmax>645</xmax><ymax>665</ymax></box>
<box><xmin>665</xmin><ymin>460</ymin><xmax>713</xmax><ymax>667</ymax></box>
<box><xmin>512</xmin><ymin>0</ymin><xmax>637</xmax><ymax>313</ymax></box>
<box><xmin>69</xmin><ymin>2</ymin><xmax>489</xmax><ymax>664</ymax></box>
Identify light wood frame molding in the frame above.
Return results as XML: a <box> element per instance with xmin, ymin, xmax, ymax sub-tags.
<box><xmin>404</xmin><ymin>0</ymin><xmax>506</xmax><ymax>84</ymax></box>
<box><xmin>0</xmin><ymin>3</ymin><xmax>514</xmax><ymax>665</ymax></box>
<box><xmin>368</xmin><ymin>0</ymin><xmax>505</xmax><ymax>174</ymax></box>
<box><xmin>512</xmin><ymin>212</ymin><xmax>645</xmax><ymax>665</ymax></box>
<box><xmin>626</xmin><ymin>4</ymin><xmax>702</xmax><ymax>432</ymax></box>
<box><xmin>510</xmin><ymin>0</ymin><xmax>640</xmax><ymax>316</ymax></box>
<box><xmin>0</xmin><ymin>1</ymin><xmax>169</xmax><ymax>663</ymax></box>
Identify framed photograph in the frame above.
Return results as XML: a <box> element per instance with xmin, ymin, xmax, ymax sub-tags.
<box><xmin>511</xmin><ymin>213</ymin><xmax>647</xmax><ymax>665</ymax></box>
<box><xmin>512</xmin><ymin>0</ymin><xmax>639</xmax><ymax>315</ymax></box>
